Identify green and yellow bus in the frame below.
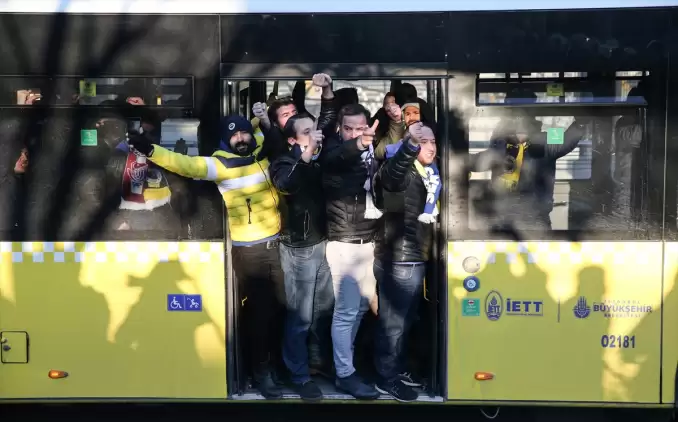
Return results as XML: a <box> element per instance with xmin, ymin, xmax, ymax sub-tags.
<box><xmin>0</xmin><ymin>1</ymin><xmax>677</xmax><ymax>418</ymax></box>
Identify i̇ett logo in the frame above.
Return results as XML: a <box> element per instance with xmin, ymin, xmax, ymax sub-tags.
<box><xmin>485</xmin><ymin>290</ymin><xmax>503</xmax><ymax>321</ymax></box>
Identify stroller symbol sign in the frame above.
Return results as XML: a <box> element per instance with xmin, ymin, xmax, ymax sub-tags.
<box><xmin>167</xmin><ymin>294</ymin><xmax>202</xmax><ymax>312</ymax></box>
<box><xmin>185</xmin><ymin>295</ymin><xmax>202</xmax><ymax>311</ymax></box>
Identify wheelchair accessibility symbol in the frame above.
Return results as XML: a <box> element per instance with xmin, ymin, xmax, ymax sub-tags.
<box><xmin>167</xmin><ymin>294</ymin><xmax>202</xmax><ymax>312</ymax></box>
<box><xmin>463</xmin><ymin>276</ymin><xmax>480</xmax><ymax>293</ymax></box>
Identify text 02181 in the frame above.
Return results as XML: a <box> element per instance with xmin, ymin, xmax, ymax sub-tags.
<box><xmin>601</xmin><ymin>335</ymin><xmax>635</xmax><ymax>348</ymax></box>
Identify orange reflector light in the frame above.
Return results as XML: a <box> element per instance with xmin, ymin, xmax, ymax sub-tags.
<box><xmin>48</xmin><ymin>370</ymin><xmax>68</xmax><ymax>379</ymax></box>
<box><xmin>474</xmin><ymin>372</ymin><xmax>494</xmax><ymax>381</ymax></box>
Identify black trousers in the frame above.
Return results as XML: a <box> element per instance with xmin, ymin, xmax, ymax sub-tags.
<box><xmin>231</xmin><ymin>241</ymin><xmax>286</xmax><ymax>376</ymax></box>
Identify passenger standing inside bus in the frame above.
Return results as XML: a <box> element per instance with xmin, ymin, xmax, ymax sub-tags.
<box><xmin>468</xmin><ymin>115</ymin><xmax>586</xmax><ymax>231</ymax></box>
<box><xmin>393</xmin><ymin>83</ymin><xmax>436</xmax><ymax>125</ymax></box>
<box><xmin>128</xmin><ymin>114</ymin><xmax>285</xmax><ymax>400</ymax></box>
<box><xmin>374</xmin><ymin>99</ymin><xmax>436</xmax><ymax>161</ymax></box>
<box><xmin>101</xmin><ymin>109</ymin><xmax>187</xmax><ymax>235</ymax></box>
<box><xmin>269</xmin><ymin>113</ymin><xmax>332</xmax><ymax>402</ymax></box>
<box><xmin>371</xmin><ymin>92</ymin><xmax>395</xmax><ymax>135</ymax></box>
<box><xmin>372</xmin><ymin>122</ymin><xmax>438</xmax><ymax>402</ymax></box>
<box><xmin>320</xmin><ymin>103</ymin><xmax>381</xmax><ymax>400</ymax></box>
<box><xmin>374</xmin><ymin>99</ymin><xmax>405</xmax><ymax>161</ymax></box>
<box><xmin>254</xmin><ymin>74</ymin><xmax>337</xmax><ymax>378</ymax></box>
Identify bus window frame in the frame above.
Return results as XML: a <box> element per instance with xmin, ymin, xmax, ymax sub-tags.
<box><xmin>0</xmin><ymin>75</ymin><xmax>195</xmax><ymax>108</ymax></box>
<box><xmin>447</xmin><ymin>73</ymin><xmax>661</xmax><ymax>243</ymax></box>
<box><xmin>475</xmin><ymin>73</ymin><xmax>650</xmax><ymax>107</ymax></box>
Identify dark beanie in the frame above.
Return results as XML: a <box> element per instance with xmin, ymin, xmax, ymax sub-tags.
<box><xmin>221</xmin><ymin>115</ymin><xmax>254</xmax><ymax>143</ymax></box>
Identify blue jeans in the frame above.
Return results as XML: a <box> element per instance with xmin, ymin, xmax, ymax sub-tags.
<box><xmin>373</xmin><ymin>260</ymin><xmax>426</xmax><ymax>382</ymax></box>
<box><xmin>280</xmin><ymin>241</ymin><xmax>333</xmax><ymax>384</ymax></box>
<box><xmin>328</xmin><ymin>241</ymin><xmax>377</xmax><ymax>378</ymax></box>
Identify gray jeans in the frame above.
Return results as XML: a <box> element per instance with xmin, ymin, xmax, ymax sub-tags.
<box><xmin>327</xmin><ymin>241</ymin><xmax>377</xmax><ymax>378</ymax></box>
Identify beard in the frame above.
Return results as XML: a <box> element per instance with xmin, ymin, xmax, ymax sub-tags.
<box><xmin>234</xmin><ymin>141</ymin><xmax>251</xmax><ymax>155</ymax></box>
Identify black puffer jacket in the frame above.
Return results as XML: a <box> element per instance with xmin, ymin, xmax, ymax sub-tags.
<box><xmin>270</xmin><ymin>152</ymin><xmax>326</xmax><ymax>248</ymax></box>
<box><xmin>320</xmin><ymin>135</ymin><xmax>379</xmax><ymax>241</ymax></box>
<box><xmin>374</xmin><ymin>141</ymin><xmax>433</xmax><ymax>262</ymax></box>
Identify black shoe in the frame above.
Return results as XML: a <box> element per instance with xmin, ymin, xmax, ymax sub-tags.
<box><xmin>376</xmin><ymin>378</ymin><xmax>418</xmax><ymax>403</ymax></box>
<box><xmin>398</xmin><ymin>372</ymin><xmax>423</xmax><ymax>388</ymax></box>
<box><xmin>336</xmin><ymin>373</ymin><xmax>380</xmax><ymax>400</ymax></box>
<box><xmin>254</xmin><ymin>370</ymin><xmax>283</xmax><ymax>399</ymax></box>
<box><xmin>293</xmin><ymin>380</ymin><xmax>323</xmax><ymax>402</ymax></box>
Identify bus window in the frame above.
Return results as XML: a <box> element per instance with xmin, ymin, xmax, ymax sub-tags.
<box><xmin>263</xmin><ymin>80</ymin><xmax>323</xmax><ymax>118</ymax></box>
<box><xmin>466</xmin><ymin>71</ymin><xmax>656</xmax><ymax>239</ymax></box>
<box><xmin>477</xmin><ymin>72</ymin><xmax>646</xmax><ymax>106</ymax></box>
<box><xmin>332</xmin><ymin>80</ymin><xmax>431</xmax><ymax>116</ymax></box>
<box><xmin>76</xmin><ymin>77</ymin><xmax>193</xmax><ymax>107</ymax></box>
<box><xmin>0</xmin><ymin>75</ymin><xmax>220</xmax><ymax>243</ymax></box>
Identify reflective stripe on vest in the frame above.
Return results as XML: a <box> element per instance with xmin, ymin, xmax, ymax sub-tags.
<box><xmin>212</xmin><ymin>130</ymin><xmax>281</xmax><ymax>243</ymax></box>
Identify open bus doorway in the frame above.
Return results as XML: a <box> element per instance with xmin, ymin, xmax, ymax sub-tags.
<box><xmin>221</xmin><ymin>66</ymin><xmax>448</xmax><ymax>401</ymax></box>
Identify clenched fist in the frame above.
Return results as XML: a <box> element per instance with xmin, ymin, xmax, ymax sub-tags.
<box><xmin>358</xmin><ymin>120</ymin><xmax>380</xmax><ymax>149</ymax></box>
<box><xmin>407</xmin><ymin>122</ymin><xmax>432</xmax><ymax>145</ymax></box>
<box><xmin>312</xmin><ymin>73</ymin><xmax>334</xmax><ymax>100</ymax></box>
<box><xmin>252</xmin><ymin>102</ymin><xmax>271</xmax><ymax>129</ymax></box>
<box><xmin>126</xmin><ymin>97</ymin><xmax>145</xmax><ymax>106</ymax></box>
<box><xmin>312</xmin><ymin>73</ymin><xmax>332</xmax><ymax>88</ymax></box>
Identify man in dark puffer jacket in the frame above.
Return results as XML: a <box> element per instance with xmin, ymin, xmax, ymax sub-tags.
<box><xmin>372</xmin><ymin>122</ymin><xmax>439</xmax><ymax>403</ymax></box>
<box><xmin>319</xmin><ymin>103</ymin><xmax>381</xmax><ymax>399</ymax></box>
<box><xmin>269</xmin><ymin>113</ymin><xmax>333</xmax><ymax>402</ymax></box>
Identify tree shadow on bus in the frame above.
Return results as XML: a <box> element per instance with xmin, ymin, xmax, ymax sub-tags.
<box><xmin>617</xmin><ymin>266</ymin><xmax>678</xmax><ymax>421</ymax></box>
<box><xmin>0</xmin><ymin>12</ymin><xmax>162</xmax><ymax>242</ymax></box>
<box><xmin>451</xmin><ymin>251</ymin><xmax>551</xmax><ymax>385</ymax></box>
<box><xmin>2</xmin><ymin>242</ymin><xmax>126</xmax><ymax>397</ymax></box>
<box><xmin>458</xmin><ymin>253</ymin><xmax>607</xmax><ymax>415</ymax></box>
<box><xmin>531</xmin><ymin>266</ymin><xmax>608</xmax><ymax>422</ymax></box>
<box><xmin>114</xmin><ymin>260</ymin><xmax>225</xmax><ymax>397</ymax></box>
<box><xmin>560</xmin><ymin>267</ymin><xmax>606</xmax><ymax>396</ymax></box>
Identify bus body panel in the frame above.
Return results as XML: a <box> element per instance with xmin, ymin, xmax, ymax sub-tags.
<box><xmin>0</xmin><ymin>241</ymin><xmax>227</xmax><ymax>399</ymax></box>
<box><xmin>447</xmin><ymin>241</ymin><xmax>662</xmax><ymax>403</ymax></box>
<box><xmin>662</xmin><ymin>243</ymin><xmax>678</xmax><ymax>404</ymax></box>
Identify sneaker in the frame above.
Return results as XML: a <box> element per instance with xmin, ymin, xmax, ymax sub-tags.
<box><xmin>336</xmin><ymin>373</ymin><xmax>380</xmax><ymax>400</ymax></box>
<box><xmin>293</xmin><ymin>380</ymin><xmax>323</xmax><ymax>402</ymax></box>
<box><xmin>253</xmin><ymin>370</ymin><xmax>283</xmax><ymax>399</ymax></box>
<box><xmin>398</xmin><ymin>372</ymin><xmax>423</xmax><ymax>388</ymax></box>
<box><xmin>376</xmin><ymin>379</ymin><xmax>418</xmax><ymax>403</ymax></box>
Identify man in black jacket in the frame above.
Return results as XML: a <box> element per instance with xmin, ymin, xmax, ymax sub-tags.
<box><xmin>255</xmin><ymin>74</ymin><xmax>338</xmax><ymax>379</ymax></box>
<box><xmin>269</xmin><ymin>113</ymin><xmax>333</xmax><ymax>402</ymax></box>
<box><xmin>319</xmin><ymin>103</ymin><xmax>381</xmax><ymax>399</ymax></box>
<box><xmin>372</xmin><ymin>122</ymin><xmax>437</xmax><ymax>402</ymax></box>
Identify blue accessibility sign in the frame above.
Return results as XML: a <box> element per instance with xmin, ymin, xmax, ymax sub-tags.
<box><xmin>167</xmin><ymin>294</ymin><xmax>202</xmax><ymax>312</ymax></box>
<box><xmin>463</xmin><ymin>276</ymin><xmax>480</xmax><ymax>292</ymax></box>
